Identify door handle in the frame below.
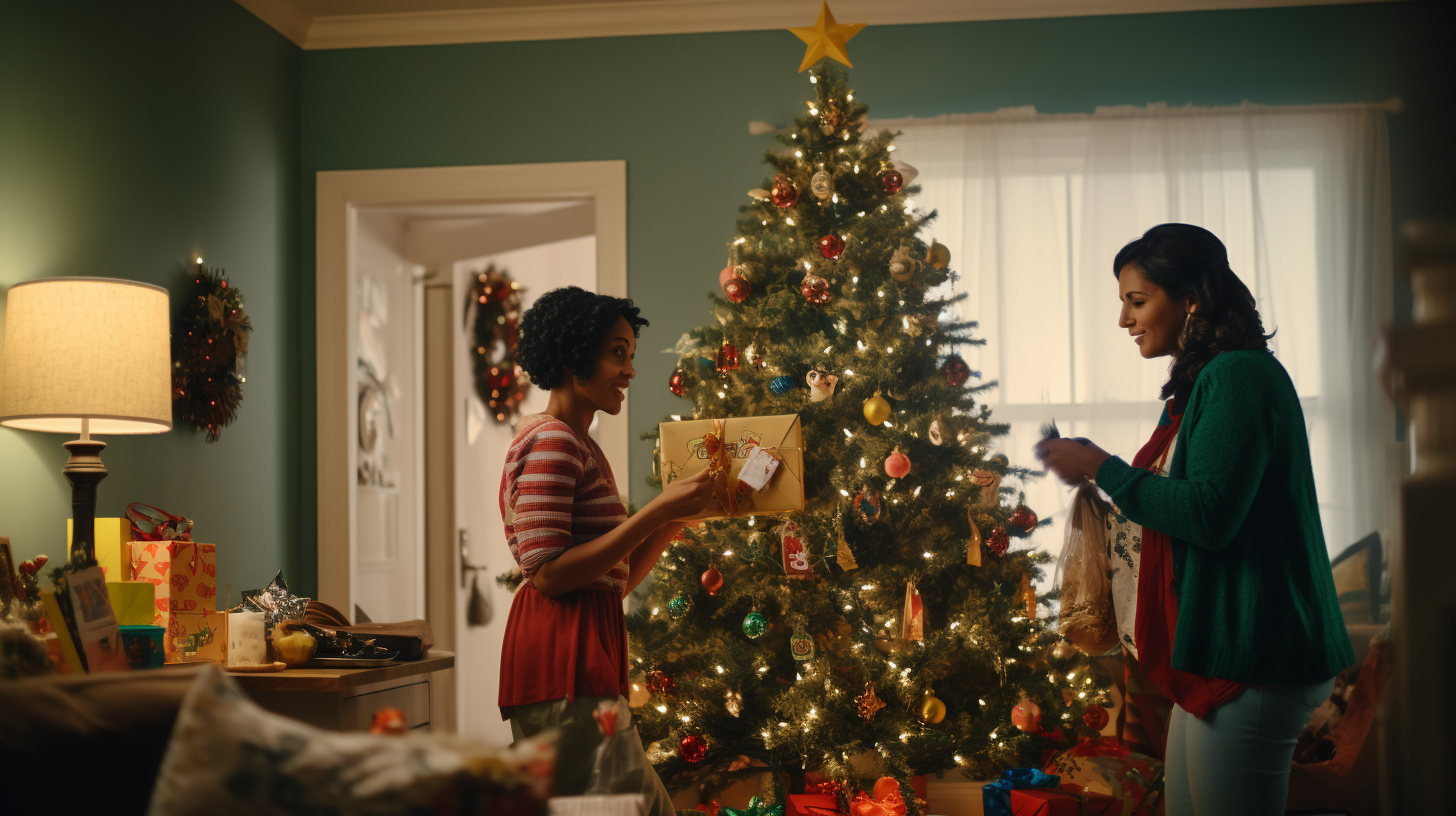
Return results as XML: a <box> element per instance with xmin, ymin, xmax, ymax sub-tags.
<box><xmin>459</xmin><ymin>528</ymin><xmax>479</xmax><ymax>589</ymax></box>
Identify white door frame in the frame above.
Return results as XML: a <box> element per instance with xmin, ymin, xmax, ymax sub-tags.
<box><xmin>315</xmin><ymin>161</ymin><xmax>629</xmax><ymax>614</ymax></box>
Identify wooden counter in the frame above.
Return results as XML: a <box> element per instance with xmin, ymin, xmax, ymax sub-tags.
<box><xmin>229</xmin><ymin>650</ymin><xmax>455</xmax><ymax>732</ymax></box>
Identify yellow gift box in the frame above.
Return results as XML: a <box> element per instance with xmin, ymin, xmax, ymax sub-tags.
<box><xmin>66</xmin><ymin>517</ymin><xmax>133</xmax><ymax>582</ymax></box>
<box><xmin>106</xmin><ymin>581</ymin><xmax>157</xmax><ymax>626</ymax></box>
<box><xmin>658</xmin><ymin>414</ymin><xmax>804</xmax><ymax>521</ymax></box>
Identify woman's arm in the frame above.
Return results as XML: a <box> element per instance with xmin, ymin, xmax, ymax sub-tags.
<box><xmin>1093</xmin><ymin>356</ymin><xmax>1277</xmax><ymax>550</ymax></box>
<box><xmin>625</xmin><ymin>521</ymin><xmax>687</xmax><ymax>595</ymax></box>
<box><xmin>527</xmin><ymin>467</ymin><xmax>716</xmax><ymax>598</ymax></box>
<box><xmin>531</xmin><ymin>506</ymin><xmax>674</xmax><ymax>598</ymax></box>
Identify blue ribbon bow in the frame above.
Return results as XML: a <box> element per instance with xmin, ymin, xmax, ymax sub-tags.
<box><xmin>982</xmin><ymin>768</ymin><xmax>1060</xmax><ymax>816</ymax></box>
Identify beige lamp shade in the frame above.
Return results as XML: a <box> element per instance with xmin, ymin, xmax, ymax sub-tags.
<box><xmin>0</xmin><ymin>277</ymin><xmax>172</xmax><ymax>434</ymax></box>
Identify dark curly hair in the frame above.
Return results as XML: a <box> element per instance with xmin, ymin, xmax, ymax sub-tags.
<box><xmin>516</xmin><ymin>286</ymin><xmax>648</xmax><ymax>389</ymax></box>
<box><xmin>1114</xmin><ymin>223</ymin><xmax>1274</xmax><ymax>401</ymax></box>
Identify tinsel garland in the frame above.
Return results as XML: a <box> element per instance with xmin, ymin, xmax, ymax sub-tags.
<box><xmin>466</xmin><ymin>264</ymin><xmax>529</xmax><ymax>424</ymax></box>
<box><xmin>174</xmin><ymin>262</ymin><xmax>251</xmax><ymax>442</ymax></box>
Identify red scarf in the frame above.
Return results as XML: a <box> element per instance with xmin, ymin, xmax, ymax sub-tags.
<box><xmin>1131</xmin><ymin>400</ymin><xmax>1246</xmax><ymax>718</ymax></box>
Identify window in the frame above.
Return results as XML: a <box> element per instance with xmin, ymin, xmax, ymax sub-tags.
<box><xmin>881</xmin><ymin>102</ymin><xmax>1397</xmax><ymax>583</ymax></box>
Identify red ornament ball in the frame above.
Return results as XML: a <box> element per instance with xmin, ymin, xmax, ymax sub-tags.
<box><xmin>1011</xmin><ymin>698</ymin><xmax>1043</xmax><ymax>733</ymax></box>
<box><xmin>1009</xmin><ymin>504</ymin><xmax>1038</xmax><ymax>533</ymax></box>
<box><xmin>881</xmin><ymin>169</ymin><xmax>904</xmax><ymax>194</ymax></box>
<box><xmin>647</xmin><ymin>670</ymin><xmax>675</xmax><ymax>694</ymax></box>
<box><xmin>943</xmin><ymin>355</ymin><xmax>971</xmax><ymax>387</ymax></box>
<box><xmin>770</xmin><ymin>174</ymin><xmax>799</xmax><ymax>208</ymax></box>
<box><xmin>801</xmin><ymin>274</ymin><xmax>832</xmax><ymax>305</ymax></box>
<box><xmin>1083</xmin><ymin>705</ymin><xmax>1110</xmax><ymax>732</ymax></box>
<box><xmin>884</xmin><ymin>449</ymin><xmax>912</xmax><ymax>479</ymax></box>
<box><xmin>818</xmin><ymin>234</ymin><xmax>845</xmax><ymax>260</ymax></box>
<box><xmin>988</xmin><ymin>525</ymin><xmax>1010</xmax><ymax>556</ymax></box>
<box><xmin>679</xmin><ymin>734</ymin><xmax>708</xmax><ymax>764</ymax></box>
<box><xmin>724</xmin><ymin>274</ymin><xmax>751</xmax><ymax>303</ymax></box>
<box><xmin>701</xmin><ymin>565</ymin><xmax>724</xmax><ymax>595</ymax></box>
<box><xmin>668</xmin><ymin>368</ymin><xmax>688</xmax><ymax>397</ymax></box>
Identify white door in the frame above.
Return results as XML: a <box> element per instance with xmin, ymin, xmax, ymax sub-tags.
<box><xmin>352</xmin><ymin>210</ymin><xmax>426</xmax><ymax>624</ymax></box>
<box><xmin>452</xmin><ymin>235</ymin><xmax>598</xmax><ymax>743</ymax></box>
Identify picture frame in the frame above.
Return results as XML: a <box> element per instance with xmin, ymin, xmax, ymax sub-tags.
<box><xmin>0</xmin><ymin>536</ymin><xmax>16</xmax><ymax>604</ymax></box>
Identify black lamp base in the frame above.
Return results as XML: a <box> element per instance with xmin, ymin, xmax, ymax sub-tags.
<box><xmin>62</xmin><ymin>438</ymin><xmax>108</xmax><ymax>568</ymax></box>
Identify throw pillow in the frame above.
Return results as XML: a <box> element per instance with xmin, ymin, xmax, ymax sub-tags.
<box><xmin>147</xmin><ymin>664</ymin><xmax>553</xmax><ymax>816</ymax></box>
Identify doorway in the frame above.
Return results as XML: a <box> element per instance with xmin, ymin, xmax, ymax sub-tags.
<box><xmin>314</xmin><ymin>162</ymin><xmax>628</xmax><ymax>736</ymax></box>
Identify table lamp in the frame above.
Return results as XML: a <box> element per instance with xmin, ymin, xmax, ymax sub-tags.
<box><xmin>0</xmin><ymin>277</ymin><xmax>172</xmax><ymax>567</ymax></box>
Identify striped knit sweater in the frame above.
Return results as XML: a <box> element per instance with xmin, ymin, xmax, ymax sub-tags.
<box><xmin>500</xmin><ymin>414</ymin><xmax>629</xmax><ymax>594</ymax></box>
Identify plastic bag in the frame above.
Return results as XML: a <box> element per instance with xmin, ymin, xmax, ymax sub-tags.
<box><xmin>585</xmin><ymin>698</ymin><xmax>649</xmax><ymax>795</ymax></box>
<box><xmin>1055</xmin><ymin>483</ymin><xmax>1119</xmax><ymax>655</ymax></box>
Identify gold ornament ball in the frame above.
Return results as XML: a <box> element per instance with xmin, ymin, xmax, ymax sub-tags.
<box><xmin>863</xmin><ymin>392</ymin><xmax>891</xmax><ymax>425</ymax></box>
<box><xmin>919</xmin><ymin>693</ymin><xmax>947</xmax><ymax>724</ymax></box>
<box><xmin>926</xmin><ymin>241</ymin><xmax>952</xmax><ymax>269</ymax></box>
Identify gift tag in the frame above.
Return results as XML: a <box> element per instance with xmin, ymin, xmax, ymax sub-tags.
<box><xmin>737</xmin><ymin>445</ymin><xmax>781</xmax><ymax>492</ymax></box>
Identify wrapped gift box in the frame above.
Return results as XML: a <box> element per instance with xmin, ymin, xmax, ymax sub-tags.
<box><xmin>658</xmin><ymin>414</ymin><xmax>804</xmax><ymax>521</ymax></box>
<box><xmin>163</xmin><ymin>609</ymin><xmax>227</xmax><ymax>663</ymax></box>
<box><xmin>67</xmin><ymin>517</ymin><xmax>133</xmax><ymax>581</ymax></box>
<box><xmin>106</xmin><ymin>581</ymin><xmax>158</xmax><ymax>626</ymax></box>
<box><xmin>1010</xmin><ymin>788</ymin><xmax>1118</xmax><ymax>816</ymax></box>
<box><xmin>129</xmin><ymin>540</ymin><xmax>217</xmax><ymax>612</ymax></box>
<box><xmin>786</xmin><ymin>794</ymin><xmax>841</xmax><ymax>816</ymax></box>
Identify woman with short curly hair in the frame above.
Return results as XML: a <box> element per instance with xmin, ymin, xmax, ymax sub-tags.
<box><xmin>1036</xmin><ymin>225</ymin><xmax>1353</xmax><ymax>815</ymax></box>
<box><xmin>498</xmin><ymin>286</ymin><xmax>713</xmax><ymax>811</ymax></box>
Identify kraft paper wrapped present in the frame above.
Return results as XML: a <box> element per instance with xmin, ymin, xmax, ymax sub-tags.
<box><xmin>658</xmin><ymin>414</ymin><xmax>804</xmax><ymax>521</ymax></box>
<box><xmin>164</xmin><ymin>609</ymin><xmax>227</xmax><ymax>663</ymax></box>
<box><xmin>67</xmin><ymin>517</ymin><xmax>134</xmax><ymax>581</ymax></box>
<box><xmin>106</xmin><ymin>581</ymin><xmax>158</xmax><ymax>626</ymax></box>
<box><xmin>129</xmin><ymin>540</ymin><xmax>218</xmax><ymax>613</ymax></box>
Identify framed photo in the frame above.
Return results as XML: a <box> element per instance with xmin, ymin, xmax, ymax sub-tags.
<box><xmin>0</xmin><ymin>536</ymin><xmax>16</xmax><ymax>604</ymax></box>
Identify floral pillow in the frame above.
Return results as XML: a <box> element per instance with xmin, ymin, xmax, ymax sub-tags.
<box><xmin>147</xmin><ymin>665</ymin><xmax>553</xmax><ymax>816</ymax></box>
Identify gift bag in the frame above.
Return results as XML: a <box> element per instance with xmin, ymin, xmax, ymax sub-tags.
<box><xmin>584</xmin><ymin>699</ymin><xmax>648</xmax><ymax>796</ymax></box>
<box><xmin>1055</xmin><ymin>484</ymin><xmax>1118</xmax><ymax>655</ymax></box>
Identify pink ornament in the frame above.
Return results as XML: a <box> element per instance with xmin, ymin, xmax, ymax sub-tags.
<box><xmin>1012</xmin><ymin>698</ymin><xmax>1042</xmax><ymax>733</ymax></box>
<box><xmin>884</xmin><ymin>449</ymin><xmax>912</xmax><ymax>479</ymax></box>
<box><xmin>718</xmin><ymin>265</ymin><xmax>736</xmax><ymax>286</ymax></box>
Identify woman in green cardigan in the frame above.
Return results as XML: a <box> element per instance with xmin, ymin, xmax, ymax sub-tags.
<box><xmin>1036</xmin><ymin>223</ymin><xmax>1353</xmax><ymax>816</ymax></box>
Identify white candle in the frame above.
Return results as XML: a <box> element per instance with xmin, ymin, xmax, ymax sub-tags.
<box><xmin>227</xmin><ymin>611</ymin><xmax>266</xmax><ymax>666</ymax></box>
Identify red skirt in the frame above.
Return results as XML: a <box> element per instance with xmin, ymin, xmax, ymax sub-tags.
<box><xmin>498</xmin><ymin>582</ymin><xmax>629</xmax><ymax>719</ymax></box>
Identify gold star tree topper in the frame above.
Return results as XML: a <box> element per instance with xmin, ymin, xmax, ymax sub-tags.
<box><xmin>789</xmin><ymin>2</ymin><xmax>867</xmax><ymax>73</ymax></box>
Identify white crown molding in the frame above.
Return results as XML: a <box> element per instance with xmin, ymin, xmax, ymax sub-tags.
<box><xmin>235</xmin><ymin>0</ymin><xmax>1404</xmax><ymax>51</ymax></box>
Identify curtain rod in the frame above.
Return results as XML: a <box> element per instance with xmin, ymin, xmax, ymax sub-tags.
<box><xmin>867</xmin><ymin>98</ymin><xmax>1404</xmax><ymax>129</ymax></box>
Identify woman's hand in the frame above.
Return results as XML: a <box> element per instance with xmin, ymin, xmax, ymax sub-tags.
<box><xmin>1034</xmin><ymin>437</ymin><xmax>1113</xmax><ymax>485</ymax></box>
<box><xmin>655</xmin><ymin>467</ymin><xmax>717</xmax><ymax>521</ymax></box>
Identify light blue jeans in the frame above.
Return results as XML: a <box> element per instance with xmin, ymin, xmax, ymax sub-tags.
<box><xmin>1164</xmin><ymin>678</ymin><xmax>1334</xmax><ymax>816</ymax></box>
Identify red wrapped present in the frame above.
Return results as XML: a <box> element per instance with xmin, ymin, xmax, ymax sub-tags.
<box><xmin>787</xmin><ymin>794</ymin><xmax>841</xmax><ymax>816</ymax></box>
<box><xmin>1009</xmin><ymin>788</ymin><xmax>1118</xmax><ymax>816</ymax></box>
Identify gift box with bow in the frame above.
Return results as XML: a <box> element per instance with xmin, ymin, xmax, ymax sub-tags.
<box><xmin>129</xmin><ymin>540</ymin><xmax>218</xmax><ymax>615</ymax></box>
<box><xmin>658</xmin><ymin>414</ymin><xmax>804</xmax><ymax>521</ymax></box>
<box><xmin>1008</xmin><ymin>788</ymin><xmax>1119</xmax><ymax>816</ymax></box>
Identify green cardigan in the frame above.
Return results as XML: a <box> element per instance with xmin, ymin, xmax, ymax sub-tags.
<box><xmin>1095</xmin><ymin>349</ymin><xmax>1355</xmax><ymax>684</ymax></box>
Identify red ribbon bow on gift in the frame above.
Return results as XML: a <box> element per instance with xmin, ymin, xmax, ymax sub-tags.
<box><xmin>1068</xmin><ymin>735</ymin><xmax>1132</xmax><ymax>758</ymax></box>
<box><xmin>126</xmin><ymin>503</ymin><xmax>193</xmax><ymax>542</ymax></box>
<box><xmin>850</xmin><ymin>778</ymin><xmax>906</xmax><ymax>816</ymax></box>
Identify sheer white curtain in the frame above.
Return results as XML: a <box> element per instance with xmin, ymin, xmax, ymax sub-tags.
<box><xmin>877</xmin><ymin>102</ymin><xmax>1396</xmax><ymax>580</ymax></box>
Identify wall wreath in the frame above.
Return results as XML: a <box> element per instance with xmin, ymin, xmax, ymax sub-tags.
<box><xmin>466</xmin><ymin>264</ymin><xmax>529</xmax><ymax>425</ymax></box>
<box><xmin>173</xmin><ymin>261</ymin><xmax>251</xmax><ymax>442</ymax></box>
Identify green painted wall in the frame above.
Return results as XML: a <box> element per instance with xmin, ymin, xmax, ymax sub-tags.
<box><xmin>4</xmin><ymin>2</ymin><xmax>1446</xmax><ymax>603</ymax></box>
<box><xmin>299</xmin><ymin>1</ymin><xmax>1452</xmax><ymax>592</ymax></box>
<box><xmin>0</xmin><ymin>1</ymin><xmax>301</xmax><ymax>598</ymax></box>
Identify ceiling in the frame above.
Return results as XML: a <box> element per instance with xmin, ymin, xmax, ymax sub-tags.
<box><xmin>234</xmin><ymin>0</ymin><xmax>1393</xmax><ymax>50</ymax></box>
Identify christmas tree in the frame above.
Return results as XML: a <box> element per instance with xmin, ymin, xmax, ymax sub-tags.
<box><xmin>630</xmin><ymin>63</ymin><xmax>1107</xmax><ymax>803</ymax></box>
